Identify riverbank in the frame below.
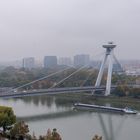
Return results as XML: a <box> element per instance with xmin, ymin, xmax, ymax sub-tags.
<box><xmin>54</xmin><ymin>92</ymin><xmax>140</xmax><ymax>110</ymax></box>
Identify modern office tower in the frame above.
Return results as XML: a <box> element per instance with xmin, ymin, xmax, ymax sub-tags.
<box><xmin>58</xmin><ymin>57</ymin><xmax>72</xmax><ymax>66</ymax></box>
<box><xmin>44</xmin><ymin>56</ymin><xmax>57</xmax><ymax>68</ymax></box>
<box><xmin>23</xmin><ymin>57</ymin><xmax>35</xmax><ymax>70</ymax></box>
<box><xmin>74</xmin><ymin>54</ymin><xmax>90</xmax><ymax>67</ymax></box>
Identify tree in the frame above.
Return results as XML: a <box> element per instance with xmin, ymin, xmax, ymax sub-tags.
<box><xmin>10</xmin><ymin>121</ymin><xmax>29</xmax><ymax>140</ymax></box>
<box><xmin>0</xmin><ymin>106</ymin><xmax>16</xmax><ymax>133</ymax></box>
<box><xmin>92</xmin><ymin>135</ymin><xmax>102</xmax><ymax>140</ymax></box>
<box><xmin>113</xmin><ymin>85</ymin><xmax>130</xmax><ymax>97</ymax></box>
<box><xmin>38</xmin><ymin>128</ymin><xmax>62</xmax><ymax>140</ymax></box>
<box><xmin>51</xmin><ymin>128</ymin><xmax>62</xmax><ymax>140</ymax></box>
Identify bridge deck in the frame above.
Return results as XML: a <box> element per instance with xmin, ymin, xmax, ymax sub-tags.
<box><xmin>0</xmin><ymin>86</ymin><xmax>116</xmax><ymax>98</ymax></box>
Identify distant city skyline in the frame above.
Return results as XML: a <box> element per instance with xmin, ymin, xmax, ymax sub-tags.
<box><xmin>0</xmin><ymin>0</ymin><xmax>140</xmax><ymax>61</ymax></box>
<box><xmin>0</xmin><ymin>54</ymin><xmax>140</xmax><ymax>70</ymax></box>
<box><xmin>0</xmin><ymin>54</ymin><xmax>140</xmax><ymax>66</ymax></box>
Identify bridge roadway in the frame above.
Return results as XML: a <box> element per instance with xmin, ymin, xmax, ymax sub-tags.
<box><xmin>0</xmin><ymin>86</ymin><xmax>116</xmax><ymax>98</ymax></box>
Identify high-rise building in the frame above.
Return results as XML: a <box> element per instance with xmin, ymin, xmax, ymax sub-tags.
<box><xmin>74</xmin><ymin>54</ymin><xmax>90</xmax><ymax>67</ymax></box>
<box><xmin>23</xmin><ymin>57</ymin><xmax>35</xmax><ymax>70</ymax></box>
<box><xmin>58</xmin><ymin>57</ymin><xmax>72</xmax><ymax>66</ymax></box>
<box><xmin>44</xmin><ymin>56</ymin><xmax>57</xmax><ymax>68</ymax></box>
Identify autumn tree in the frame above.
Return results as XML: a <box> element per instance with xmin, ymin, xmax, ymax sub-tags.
<box><xmin>92</xmin><ymin>135</ymin><xmax>102</xmax><ymax>140</ymax></box>
<box><xmin>10</xmin><ymin>121</ymin><xmax>29</xmax><ymax>140</ymax></box>
<box><xmin>38</xmin><ymin>128</ymin><xmax>62</xmax><ymax>140</ymax></box>
<box><xmin>51</xmin><ymin>128</ymin><xmax>62</xmax><ymax>140</ymax></box>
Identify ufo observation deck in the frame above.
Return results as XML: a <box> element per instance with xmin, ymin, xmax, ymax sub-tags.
<box><xmin>103</xmin><ymin>42</ymin><xmax>116</xmax><ymax>49</ymax></box>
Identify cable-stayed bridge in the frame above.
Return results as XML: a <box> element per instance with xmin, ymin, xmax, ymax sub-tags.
<box><xmin>0</xmin><ymin>42</ymin><xmax>135</xmax><ymax>99</ymax></box>
<box><xmin>0</xmin><ymin>86</ymin><xmax>117</xmax><ymax>98</ymax></box>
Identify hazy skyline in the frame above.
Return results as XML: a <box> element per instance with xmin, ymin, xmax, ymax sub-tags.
<box><xmin>0</xmin><ymin>0</ymin><xmax>140</xmax><ymax>61</ymax></box>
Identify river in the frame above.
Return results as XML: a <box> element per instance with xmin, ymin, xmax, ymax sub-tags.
<box><xmin>0</xmin><ymin>94</ymin><xmax>140</xmax><ymax>140</ymax></box>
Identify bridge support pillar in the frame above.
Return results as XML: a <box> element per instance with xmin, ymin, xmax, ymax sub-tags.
<box><xmin>95</xmin><ymin>42</ymin><xmax>116</xmax><ymax>96</ymax></box>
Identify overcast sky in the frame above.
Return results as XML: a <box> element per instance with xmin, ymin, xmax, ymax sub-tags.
<box><xmin>0</xmin><ymin>0</ymin><xmax>140</xmax><ymax>61</ymax></box>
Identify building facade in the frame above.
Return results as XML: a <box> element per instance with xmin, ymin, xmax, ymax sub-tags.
<box><xmin>23</xmin><ymin>57</ymin><xmax>35</xmax><ymax>70</ymax></box>
<box><xmin>74</xmin><ymin>54</ymin><xmax>90</xmax><ymax>67</ymax></box>
<box><xmin>58</xmin><ymin>57</ymin><xmax>72</xmax><ymax>66</ymax></box>
<box><xmin>44</xmin><ymin>56</ymin><xmax>57</xmax><ymax>68</ymax></box>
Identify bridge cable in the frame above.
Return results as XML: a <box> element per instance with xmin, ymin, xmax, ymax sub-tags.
<box><xmin>80</xmin><ymin>71</ymin><xmax>94</xmax><ymax>87</ymax></box>
<box><xmin>49</xmin><ymin>52</ymin><xmax>105</xmax><ymax>89</ymax></box>
<box><xmin>15</xmin><ymin>50</ymin><xmax>104</xmax><ymax>91</ymax></box>
<box><xmin>113</xmin><ymin>54</ymin><xmax>124</xmax><ymax>73</ymax></box>
<box><xmin>15</xmin><ymin>67</ymin><xmax>74</xmax><ymax>90</ymax></box>
<box><xmin>5</xmin><ymin>66</ymin><xmax>73</xmax><ymax>94</ymax></box>
<box><xmin>3</xmin><ymin>51</ymin><xmax>104</xmax><ymax>95</ymax></box>
<box><xmin>80</xmin><ymin>52</ymin><xmax>105</xmax><ymax>87</ymax></box>
<box><xmin>112</xmin><ymin>54</ymin><xmax>133</xmax><ymax>87</ymax></box>
<box><xmin>90</xmin><ymin>51</ymin><xmax>125</xmax><ymax>94</ymax></box>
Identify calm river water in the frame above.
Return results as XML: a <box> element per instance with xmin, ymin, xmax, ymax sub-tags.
<box><xmin>0</xmin><ymin>95</ymin><xmax>140</xmax><ymax>140</ymax></box>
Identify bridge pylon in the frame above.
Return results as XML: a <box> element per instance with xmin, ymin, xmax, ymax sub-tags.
<box><xmin>95</xmin><ymin>42</ymin><xmax>116</xmax><ymax>96</ymax></box>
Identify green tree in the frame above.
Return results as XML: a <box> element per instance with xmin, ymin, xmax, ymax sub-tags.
<box><xmin>113</xmin><ymin>85</ymin><xmax>130</xmax><ymax>97</ymax></box>
<box><xmin>0</xmin><ymin>106</ymin><xmax>16</xmax><ymax>133</ymax></box>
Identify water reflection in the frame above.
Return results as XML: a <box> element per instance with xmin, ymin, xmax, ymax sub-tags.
<box><xmin>3</xmin><ymin>94</ymin><xmax>140</xmax><ymax>111</ymax></box>
<box><xmin>5</xmin><ymin>95</ymin><xmax>74</xmax><ymax>109</ymax></box>
<box><xmin>97</xmin><ymin>113</ymin><xmax>126</xmax><ymax>140</ymax></box>
<box><xmin>1</xmin><ymin>95</ymin><xmax>140</xmax><ymax>140</ymax></box>
<box><xmin>18</xmin><ymin>96</ymin><xmax>55</xmax><ymax>107</ymax></box>
<box><xmin>17</xmin><ymin>110</ymin><xmax>85</xmax><ymax>122</ymax></box>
